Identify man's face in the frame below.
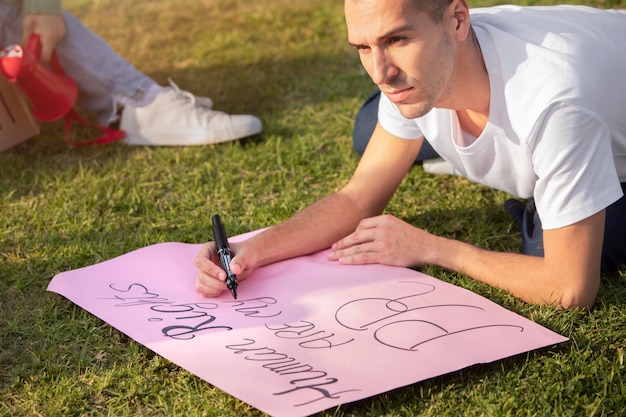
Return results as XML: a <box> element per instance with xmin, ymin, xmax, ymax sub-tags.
<box><xmin>345</xmin><ymin>0</ymin><xmax>457</xmax><ymax>119</ymax></box>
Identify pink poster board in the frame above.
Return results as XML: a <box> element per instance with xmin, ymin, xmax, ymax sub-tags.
<box><xmin>47</xmin><ymin>231</ymin><xmax>568</xmax><ymax>417</ymax></box>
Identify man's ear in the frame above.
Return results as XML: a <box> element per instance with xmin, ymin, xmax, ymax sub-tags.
<box><xmin>450</xmin><ymin>0</ymin><xmax>472</xmax><ymax>41</ymax></box>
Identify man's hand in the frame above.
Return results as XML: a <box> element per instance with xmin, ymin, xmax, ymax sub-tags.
<box><xmin>194</xmin><ymin>240</ymin><xmax>256</xmax><ymax>297</ymax></box>
<box><xmin>328</xmin><ymin>214</ymin><xmax>433</xmax><ymax>267</ymax></box>
<box><xmin>21</xmin><ymin>14</ymin><xmax>66</xmax><ymax>62</ymax></box>
<box><xmin>329</xmin><ymin>211</ymin><xmax>604</xmax><ymax>310</ymax></box>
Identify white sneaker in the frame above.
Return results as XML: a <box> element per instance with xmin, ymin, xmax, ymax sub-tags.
<box><xmin>422</xmin><ymin>157</ymin><xmax>462</xmax><ymax>176</ymax></box>
<box><xmin>120</xmin><ymin>80</ymin><xmax>262</xmax><ymax>146</ymax></box>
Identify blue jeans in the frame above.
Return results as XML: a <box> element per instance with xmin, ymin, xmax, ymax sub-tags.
<box><xmin>602</xmin><ymin>183</ymin><xmax>626</xmax><ymax>272</ymax></box>
<box><xmin>352</xmin><ymin>90</ymin><xmax>439</xmax><ymax>161</ymax></box>
<box><xmin>508</xmin><ymin>184</ymin><xmax>626</xmax><ymax>273</ymax></box>
<box><xmin>0</xmin><ymin>1</ymin><xmax>156</xmax><ymax>125</ymax></box>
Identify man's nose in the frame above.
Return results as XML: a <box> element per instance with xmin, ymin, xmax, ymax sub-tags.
<box><xmin>370</xmin><ymin>50</ymin><xmax>397</xmax><ymax>85</ymax></box>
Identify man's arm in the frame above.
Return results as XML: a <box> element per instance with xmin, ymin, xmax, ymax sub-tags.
<box><xmin>331</xmin><ymin>207</ymin><xmax>605</xmax><ymax>310</ymax></box>
<box><xmin>250</xmin><ymin>123</ymin><xmax>424</xmax><ymax>264</ymax></box>
<box><xmin>195</xmin><ymin>123</ymin><xmax>424</xmax><ymax>296</ymax></box>
<box><xmin>433</xmin><ymin>211</ymin><xmax>605</xmax><ymax>309</ymax></box>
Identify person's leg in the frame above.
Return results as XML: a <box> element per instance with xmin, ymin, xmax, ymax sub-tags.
<box><xmin>59</xmin><ymin>11</ymin><xmax>262</xmax><ymax>145</ymax></box>
<box><xmin>352</xmin><ymin>90</ymin><xmax>439</xmax><ymax>162</ymax></box>
<box><xmin>352</xmin><ymin>91</ymin><xmax>379</xmax><ymax>157</ymax></box>
<box><xmin>600</xmin><ymin>183</ymin><xmax>626</xmax><ymax>272</ymax></box>
<box><xmin>54</xmin><ymin>11</ymin><xmax>157</xmax><ymax>125</ymax></box>
<box><xmin>503</xmin><ymin>198</ymin><xmax>544</xmax><ymax>257</ymax></box>
<box><xmin>0</xmin><ymin>2</ymin><xmax>23</xmax><ymax>52</ymax></box>
<box><xmin>4</xmin><ymin>6</ymin><xmax>261</xmax><ymax>145</ymax></box>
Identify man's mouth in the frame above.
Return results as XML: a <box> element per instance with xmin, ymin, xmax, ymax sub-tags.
<box><xmin>383</xmin><ymin>87</ymin><xmax>413</xmax><ymax>103</ymax></box>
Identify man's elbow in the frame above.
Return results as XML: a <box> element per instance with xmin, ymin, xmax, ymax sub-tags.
<box><xmin>555</xmin><ymin>279</ymin><xmax>599</xmax><ymax>311</ymax></box>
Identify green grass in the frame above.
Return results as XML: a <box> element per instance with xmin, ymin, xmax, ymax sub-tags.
<box><xmin>1</xmin><ymin>0</ymin><xmax>625</xmax><ymax>416</ymax></box>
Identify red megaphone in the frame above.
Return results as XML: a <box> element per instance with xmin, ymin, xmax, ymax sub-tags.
<box><xmin>0</xmin><ymin>34</ymin><xmax>78</xmax><ymax>122</ymax></box>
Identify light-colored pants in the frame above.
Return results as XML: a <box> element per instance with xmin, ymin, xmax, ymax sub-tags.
<box><xmin>0</xmin><ymin>1</ymin><xmax>156</xmax><ymax>124</ymax></box>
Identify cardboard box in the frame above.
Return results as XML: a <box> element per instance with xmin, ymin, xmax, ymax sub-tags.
<box><xmin>0</xmin><ymin>75</ymin><xmax>39</xmax><ymax>151</ymax></box>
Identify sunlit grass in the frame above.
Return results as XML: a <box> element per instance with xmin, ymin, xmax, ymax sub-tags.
<box><xmin>1</xmin><ymin>0</ymin><xmax>625</xmax><ymax>416</ymax></box>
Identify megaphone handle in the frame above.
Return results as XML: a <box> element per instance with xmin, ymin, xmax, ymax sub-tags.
<box><xmin>27</xmin><ymin>33</ymin><xmax>65</xmax><ymax>75</ymax></box>
<box><xmin>64</xmin><ymin>109</ymin><xmax>126</xmax><ymax>147</ymax></box>
<box><xmin>27</xmin><ymin>33</ymin><xmax>41</xmax><ymax>61</ymax></box>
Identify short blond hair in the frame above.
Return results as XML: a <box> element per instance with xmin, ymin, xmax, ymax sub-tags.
<box><xmin>409</xmin><ymin>0</ymin><xmax>454</xmax><ymax>23</ymax></box>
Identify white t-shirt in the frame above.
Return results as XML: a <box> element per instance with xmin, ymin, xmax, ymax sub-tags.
<box><xmin>378</xmin><ymin>5</ymin><xmax>626</xmax><ymax>230</ymax></box>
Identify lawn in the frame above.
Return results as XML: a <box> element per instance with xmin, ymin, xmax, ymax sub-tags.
<box><xmin>1</xmin><ymin>0</ymin><xmax>625</xmax><ymax>416</ymax></box>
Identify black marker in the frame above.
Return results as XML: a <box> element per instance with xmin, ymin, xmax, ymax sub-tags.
<box><xmin>212</xmin><ymin>214</ymin><xmax>238</xmax><ymax>299</ymax></box>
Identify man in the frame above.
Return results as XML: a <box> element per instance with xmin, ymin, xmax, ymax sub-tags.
<box><xmin>195</xmin><ymin>0</ymin><xmax>626</xmax><ymax>310</ymax></box>
<box><xmin>2</xmin><ymin>0</ymin><xmax>262</xmax><ymax>145</ymax></box>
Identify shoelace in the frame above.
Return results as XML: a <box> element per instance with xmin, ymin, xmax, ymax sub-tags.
<box><xmin>108</xmin><ymin>79</ymin><xmax>216</xmax><ymax>124</ymax></box>
<box><xmin>167</xmin><ymin>78</ymin><xmax>213</xmax><ymax>110</ymax></box>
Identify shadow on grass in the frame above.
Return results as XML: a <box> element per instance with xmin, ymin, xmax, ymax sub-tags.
<box><xmin>0</xmin><ymin>48</ymin><xmax>371</xmax><ymax>200</ymax></box>
<box><xmin>146</xmin><ymin>49</ymin><xmax>372</xmax><ymax>137</ymax></box>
